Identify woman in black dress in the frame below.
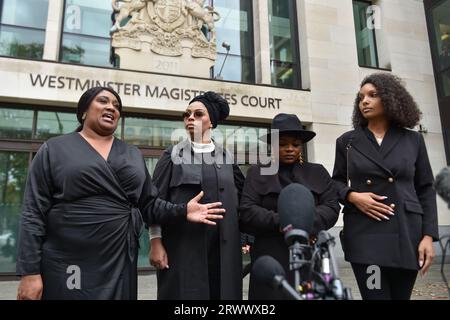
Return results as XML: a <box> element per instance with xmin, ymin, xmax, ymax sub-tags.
<box><xmin>149</xmin><ymin>91</ymin><xmax>245</xmax><ymax>300</ymax></box>
<box><xmin>16</xmin><ymin>86</ymin><xmax>225</xmax><ymax>300</ymax></box>
<box><xmin>332</xmin><ymin>73</ymin><xmax>438</xmax><ymax>299</ymax></box>
<box><xmin>240</xmin><ymin>113</ymin><xmax>340</xmax><ymax>300</ymax></box>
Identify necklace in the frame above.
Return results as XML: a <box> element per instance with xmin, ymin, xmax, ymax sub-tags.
<box><xmin>374</xmin><ymin>133</ymin><xmax>384</xmax><ymax>145</ymax></box>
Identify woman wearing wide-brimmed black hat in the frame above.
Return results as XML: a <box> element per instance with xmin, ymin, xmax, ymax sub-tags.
<box><xmin>240</xmin><ymin>113</ymin><xmax>340</xmax><ymax>300</ymax></box>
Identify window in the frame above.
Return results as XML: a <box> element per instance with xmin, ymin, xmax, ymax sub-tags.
<box><xmin>353</xmin><ymin>0</ymin><xmax>379</xmax><ymax>68</ymax></box>
<box><xmin>124</xmin><ymin>117</ymin><xmax>185</xmax><ymax>148</ymax></box>
<box><xmin>211</xmin><ymin>0</ymin><xmax>255</xmax><ymax>83</ymax></box>
<box><xmin>268</xmin><ymin>0</ymin><xmax>301</xmax><ymax>89</ymax></box>
<box><xmin>430</xmin><ymin>0</ymin><xmax>450</xmax><ymax>97</ymax></box>
<box><xmin>123</xmin><ymin>115</ymin><xmax>269</xmax><ymax>165</ymax></box>
<box><xmin>61</xmin><ymin>0</ymin><xmax>113</xmax><ymax>67</ymax></box>
<box><xmin>425</xmin><ymin>0</ymin><xmax>450</xmax><ymax>164</ymax></box>
<box><xmin>214</xmin><ymin>124</ymin><xmax>268</xmax><ymax>158</ymax></box>
<box><xmin>0</xmin><ymin>107</ymin><xmax>34</xmax><ymax>139</ymax></box>
<box><xmin>35</xmin><ymin>111</ymin><xmax>79</xmax><ymax>139</ymax></box>
<box><xmin>0</xmin><ymin>151</ymin><xmax>29</xmax><ymax>274</ymax></box>
<box><xmin>0</xmin><ymin>0</ymin><xmax>48</xmax><ymax>59</ymax></box>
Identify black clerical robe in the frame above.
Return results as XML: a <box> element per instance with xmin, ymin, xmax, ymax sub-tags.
<box><xmin>152</xmin><ymin>140</ymin><xmax>244</xmax><ymax>300</ymax></box>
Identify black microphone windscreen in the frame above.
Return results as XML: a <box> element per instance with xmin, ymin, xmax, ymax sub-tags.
<box><xmin>252</xmin><ymin>255</ymin><xmax>286</xmax><ymax>287</ymax></box>
<box><xmin>434</xmin><ymin>166</ymin><xmax>450</xmax><ymax>205</ymax></box>
<box><xmin>278</xmin><ymin>183</ymin><xmax>315</xmax><ymax>234</ymax></box>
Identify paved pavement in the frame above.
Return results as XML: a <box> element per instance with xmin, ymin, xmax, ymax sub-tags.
<box><xmin>1</xmin><ymin>261</ymin><xmax>448</xmax><ymax>300</ymax></box>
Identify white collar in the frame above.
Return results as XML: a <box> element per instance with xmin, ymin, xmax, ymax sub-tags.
<box><xmin>191</xmin><ymin>140</ymin><xmax>215</xmax><ymax>153</ymax></box>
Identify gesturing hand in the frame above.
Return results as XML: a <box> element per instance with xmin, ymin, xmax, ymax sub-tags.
<box><xmin>187</xmin><ymin>191</ymin><xmax>225</xmax><ymax>225</ymax></box>
<box><xmin>347</xmin><ymin>192</ymin><xmax>395</xmax><ymax>221</ymax></box>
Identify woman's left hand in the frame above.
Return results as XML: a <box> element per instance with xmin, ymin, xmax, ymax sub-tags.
<box><xmin>187</xmin><ymin>191</ymin><xmax>225</xmax><ymax>225</ymax></box>
<box><xmin>149</xmin><ymin>238</ymin><xmax>169</xmax><ymax>270</ymax></box>
<box><xmin>418</xmin><ymin>235</ymin><xmax>434</xmax><ymax>275</ymax></box>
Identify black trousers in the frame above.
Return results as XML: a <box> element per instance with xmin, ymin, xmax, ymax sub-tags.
<box><xmin>351</xmin><ymin>263</ymin><xmax>418</xmax><ymax>300</ymax></box>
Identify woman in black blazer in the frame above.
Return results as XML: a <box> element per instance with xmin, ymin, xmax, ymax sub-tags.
<box><xmin>332</xmin><ymin>73</ymin><xmax>439</xmax><ymax>300</ymax></box>
<box><xmin>240</xmin><ymin>113</ymin><xmax>340</xmax><ymax>300</ymax></box>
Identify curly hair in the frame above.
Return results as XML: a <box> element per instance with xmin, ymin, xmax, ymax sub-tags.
<box><xmin>352</xmin><ymin>73</ymin><xmax>422</xmax><ymax>129</ymax></box>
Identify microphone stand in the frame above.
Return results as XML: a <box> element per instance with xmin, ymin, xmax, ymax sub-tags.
<box><xmin>439</xmin><ymin>234</ymin><xmax>450</xmax><ymax>298</ymax></box>
<box><xmin>285</xmin><ymin>229</ymin><xmax>311</xmax><ymax>295</ymax></box>
<box><xmin>273</xmin><ymin>275</ymin><xmax>303</xmax><ymax>300</ymax></box>
<box><xmin>282</xmin><ymin>228</ymin><xmax>353</xmax><ymax>299</ymax></box>
<box><xmin>216</xmin><ymin>42</ymin><xmax>230</xmax><ymax>80</ymax></box>
<box><xmin>316</xmin><ymin>231</ymin><xmax>352</xmax><ymax>300</ymax></box>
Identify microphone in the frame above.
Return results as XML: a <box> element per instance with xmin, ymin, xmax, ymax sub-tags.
<box><xmin>277</xmin><ymin>183</ymin><xmax>315</xmax><ymax>291</ymax></box>
<box><xmin>278</xmin><ymin>183</ymin><xmax>315</xmax><ymax>245</ymax></box>
<box><xmin>222</xmin><ymin>41</ymin><xmax>231</xmax><ymax>51</ymax></box>
<box><xmin>434</xmin><ymin>166</ymin><xmax>450</xmax><ymax>207</ymax></box>
<box><xmin>252</xmin><ymin>255</ymin><xmax>302</xmax><ymax>300</ymax></box>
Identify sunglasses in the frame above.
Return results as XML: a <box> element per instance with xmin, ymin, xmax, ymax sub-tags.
<box><xmin>182</xmin><ymin>110</ymin><xmax>206</xmax><ymax>119</ymax></box>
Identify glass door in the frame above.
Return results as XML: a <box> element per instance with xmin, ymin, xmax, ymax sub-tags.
<box><xmin>0</xmin><ymin>151</ymin><xmax>30</xmax><ymax>273</ymax></box>
<box><xmin>425</xmin><ymin>0</ymin><xmax>450</xmax><ymax>164</ymax></box>
<box><xmin>428</xmin><ymin>0</ymin><xmax>450</xmax><ymax>97</ymax></box>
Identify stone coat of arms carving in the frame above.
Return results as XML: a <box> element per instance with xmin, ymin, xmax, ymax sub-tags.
<box><xmin>111</xmin><ymin>0</ymin><xmax>220</xmax><ymax>69</ymax></box>
<box><xmin>151</xmin><ymin>0</ymin><xmax>185</xmax><ymax>32</ymax></box>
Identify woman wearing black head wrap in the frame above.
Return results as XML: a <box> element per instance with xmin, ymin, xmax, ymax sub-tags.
<box><xmin>149</xmin><ymin>91</ymin><xmax>245</xmax><ymax>300</ymax></box>
<box><xmin>16</xmin><ymin>87</ymin><xmax>225</xmax><ymax>300</ymax></box>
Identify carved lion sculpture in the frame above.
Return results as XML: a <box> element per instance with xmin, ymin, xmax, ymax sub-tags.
<box><xmin>185</xmin><ymin>0</ymin><xmax>220</xmax><ymax>33</ymax></box>
<box><xmin>110</xmin><ymin>0</ymin><xmax>146</xmax><ymax>34</ymax></box>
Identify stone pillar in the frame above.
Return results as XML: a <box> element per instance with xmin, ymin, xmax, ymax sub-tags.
<box><xmin>296</xmin><ymin>0</ymin><xmax>310</xmax><ymax>90</ymax></box>
<box><xmin>43</xmin><ymin>0</ymin><xmax>64</xmax><ymax>61</ymax></box>
<box><xmin>253</xmin><ymin>0</ymin><xmax>271</xmax><ymax>85</ymax></box>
